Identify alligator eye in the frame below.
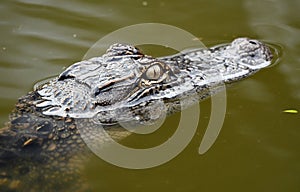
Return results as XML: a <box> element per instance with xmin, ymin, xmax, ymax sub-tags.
<box><xmin>145</xmin><ymin>64</ymin><xmax>162</xmax><ymax>80</ymax></box>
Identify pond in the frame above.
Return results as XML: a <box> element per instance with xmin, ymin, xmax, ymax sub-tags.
<box><xmin>0</xmin><ymin>0</ymin><xmax>299</xmax><ymax>191</ymax></box>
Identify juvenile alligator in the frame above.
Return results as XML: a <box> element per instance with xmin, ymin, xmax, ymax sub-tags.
<box><xmin>0</xmin><ymin>38</ymin><xmax>273</xmax><ymax>191</ymax></box>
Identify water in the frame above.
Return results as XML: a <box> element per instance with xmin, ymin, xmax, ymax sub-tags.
<box><xmin>0</xmin><ymin>0</ymin><xmax>299</xmax><ymax>191</ymax></box>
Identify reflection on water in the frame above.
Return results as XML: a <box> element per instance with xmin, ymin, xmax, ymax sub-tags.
<box><xmin>246</xmin><ymin>0</ymin><xmax>300</xmax><ymax>100</ymax></box>
<box><xmin>0</xmin><ymin>0</ymin><xmax>299</xmax><ymax>191</ymax></box>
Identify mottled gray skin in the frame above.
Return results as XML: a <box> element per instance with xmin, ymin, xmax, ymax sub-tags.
<box><xmin>0</xmin><ymin>38</ymin><xmax>272</xmax><ymax>191</ymax></box>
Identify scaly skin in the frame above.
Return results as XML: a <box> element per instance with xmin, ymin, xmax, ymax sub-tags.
<box><xmin>0</xmin><ymin>92</ymin><xmax>90</xmax><ymax>191</ymax></box>
<box><xmin>0</xmin><ymin>38</ymin><xmax>273</xmax><ymax>191</ymax></box>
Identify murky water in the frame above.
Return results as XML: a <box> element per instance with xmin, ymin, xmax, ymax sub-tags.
<box><xmin>0</xmin><ymin>0</ymin><xmax>299</xmax><ymax>191</ymax></box>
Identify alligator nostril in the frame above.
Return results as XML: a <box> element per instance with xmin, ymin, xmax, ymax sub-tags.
<box><xmin>249</xmin><ymin>40</ymin><xmax>257</xmax><ymax>45</ymax></box>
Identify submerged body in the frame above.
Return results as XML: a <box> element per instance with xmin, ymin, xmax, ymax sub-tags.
<box><xmin>0</xmin><ymin>38</ymin><xmax>273</xmax><ymax>191</ymax></box>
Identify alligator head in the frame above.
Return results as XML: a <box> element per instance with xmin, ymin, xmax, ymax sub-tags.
<box><xmin>35</xmin><ymin>38</ymin><xmax>273</xmax><ymax>124</ymax></box>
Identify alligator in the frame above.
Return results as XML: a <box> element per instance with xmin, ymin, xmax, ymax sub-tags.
<box><xmin>0</xmin><ymin>38</ymin><xmax>273</xmax><ymax>192</ymax></box>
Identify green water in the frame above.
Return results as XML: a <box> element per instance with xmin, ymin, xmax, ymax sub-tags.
<box><xmin>0</xmin><ymin>0</ymin><xmax>299</xmax><ymax>191</ymax></box>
